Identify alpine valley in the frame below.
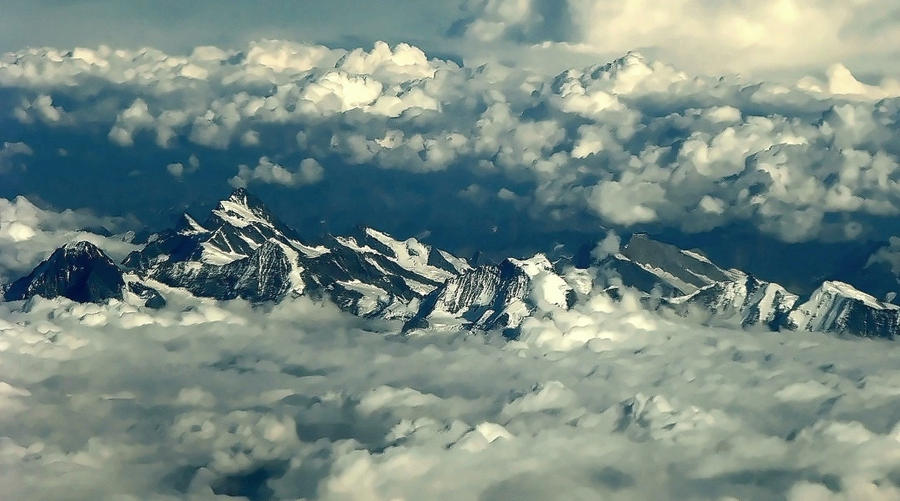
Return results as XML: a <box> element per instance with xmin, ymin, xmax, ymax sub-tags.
<box><xmin>4</xmin><ymin>189</ymin><xmax>899</xmax><ymax>340</ymax></box>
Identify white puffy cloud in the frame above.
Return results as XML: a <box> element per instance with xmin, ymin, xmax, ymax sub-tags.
<box><xmin>455</xmin><ymin>0</ymin><xmax>900</xmax><ymax>77</ymax></box>
<box><xmin>13</xmin><ymin>94</ymin><xmax>66</xmax><ymax>124</ymax></box>
<box><xmin>459</xmin><ymin>0</ymin><xmax>539</xmax><ymax>42</ymax></box>
<box><xmin>244</xmin><ymin>40</ymin><xmax>342</xmax><ymax>73</ymax></box>
<box><xmin>591</xmin><ymin>230</ymin><xmax>621</xmax><ymax>261</ymax></box>
<box><xmin>166</xmin><ymin>162</ymin><xmax>184</xmax><ymax>178</ymax></box>
<box><xmin>0</xmin><ymin>141</ymin><xmax>32</xmax><ymax>173</ymax></box>
<box><xmin>337</xmin><ymin>41</ymin><xmax>441</xmax><ymax>82</ymax></box>
<box><xmin>799</xmin><ymin>63</ymin><xmax>900</xmax><ymax>100</ymax></box>
<box><xmin>866</xmin><ymin>236</ymin><xmax>900</xmax><ymax>274</ymax></box>
<box><xmin>2</xmin><ymin>255</ymin><xmax>900</xmax><ymax>499</ymax></box>
<box><xmin>165</xmin><ymin>154</ymin><xmax>200</xmax><ymax>179</ymax></box>
<box><xmin>298</xmin><ymin>158</ymin><xmax>324</xmax><ymax>183</ymax></box>
<box><xmin>4</xmin><ymin>40</ymin><xmax>900</xmax><ymax>242</ymax></box>
<box><xmin>108</xmin><ymin>98</ymin><xmax>155</xmax><ymax>147</ymax></box>
<box><xmin>0</xmin><ymin>197</ymin><xmax>137</xmax><ymax>282</ymax></box>
<box><xmin>229</xmin><ymin>156</ymin><xmax>324</xmax><ymax>188</ymax></box>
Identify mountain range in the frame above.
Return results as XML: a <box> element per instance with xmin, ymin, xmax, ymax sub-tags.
<box><xmin>4</xmin><ymin>189</ymin><xmax>899</xmax><ymax>340</ymax></box>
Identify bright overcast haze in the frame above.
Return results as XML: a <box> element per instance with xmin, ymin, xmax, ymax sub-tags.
<box><xmin>3</xmin><ymin>1</ymin><xmax>900</xmax><ymax>500</ymax></box>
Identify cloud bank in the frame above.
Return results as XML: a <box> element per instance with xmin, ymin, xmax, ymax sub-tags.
<box><xmin>2</xmin><ymin>40</ymin><xmax>900</xmax><ymax>246</ymax></box>
<box><xmin>455</xmin><ymin>0</ymin><xmax>900</xmax><ymax>77</ymax></box>
<box><xmin>3</xmin><ymin>272</ymin><xmax>900</xmax><ymax>499</ymax></box>
<box><xmin>1</xmin><ymin>182</ymin><xmax>900</xmax><ymax>500</ymax></box>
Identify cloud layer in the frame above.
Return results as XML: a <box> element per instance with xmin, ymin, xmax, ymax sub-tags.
<box><xmin>455</xmin><ymin>0</ymin><xmax>900</xmax><ymax>77</ymax></box>
<box><xmin>3</xmin><ymin>272</ymin><xmax>900</xmax><ymax>499</ymax></box>
<box><xmin>1</xmin><ymin>192</ymin><xmax>900</xmax><ymax>500</ymax></box>
<box><xmin>2</xmin><ymin>40</ymin><xmax>900</xmax><ymax>245</ymax></box>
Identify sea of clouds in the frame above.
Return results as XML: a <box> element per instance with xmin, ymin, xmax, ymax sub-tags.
<box><xmin>3</xmin><ymin>204</ymin><xmax>900</xmax><ymax>500</ymax></box>
<box><xmin>3</xmin><ymin>16</ymin><xmax>900</xmax><ymax>498</ymax></box>
<box><xmin>3</xmin><ymin>38</ymin><xmax>900</xmax><ymax>244</ymax></box>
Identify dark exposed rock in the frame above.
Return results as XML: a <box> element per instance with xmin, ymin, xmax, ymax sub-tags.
<box><xmin>127</xmin><ymin>282</ymin><xmax>166</xmax><ymax>309</ymax></box>
<box><xmin>405</xmin><ymin>254</ymin><xmax>573</xmax><ymax>333</ymax></box>
<box><xmin>121</xmin><ymin>189</ymin><xmax>470</xmax><ymax>317</ymax></box>
<box><xmin>622</xmin><ymin>233</ymin><xmax>737</xmax><ymax>293</ymax></box>
<box><xmin>4</xmin><ymin>241</ymin><xmax>124</xmax><ymax>303</ymax></box>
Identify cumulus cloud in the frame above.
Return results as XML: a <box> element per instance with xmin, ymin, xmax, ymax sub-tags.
<box><xmin>798</xmin><ymin>64</ymin><xmax>900</xmax><ymax>100</ymax></box>
<box><xmin>166</xmin><ymin>162</ymin><xmax>184</xmax><ymax>177</ymax></box>
<box><xmin>591</xmin><ymin>230</ymin><xmax>621</xmax><ymax>261</ymax></box>
<box><xmin>229</xmin><ymin>156</ymin><xmax>324</xmax><ymax>188</ymax></box>
<box><xmin>866</xmin><ymin>236</ymin><xmax>900</xmax><ymax>274</ymax></box>
<box><xmin>108</xmin><ymin>98</ymin><xmax>156</xmax><ymax>147</ymax></box>
<box><xmin>0</xmin><ymin>196</ymin><xmax>137</xmax><ymax>282</ymax></box>
<box><xmin>13</xmin><ymin>94</ymin><xmax>66</xmax><ymax>124</ymax></box>
<box><xmin>3</xmin><ymin>40</ymin><xmax>900</xmax><ymax>243</ymax></box>
<box><xmin>455</xmin><ymin>0</ymin><xmax>900</xmax><ymax>77</ymax></box>
<box><xmin>0</xmin><ymin>142</ymin><xmax>32</xmax><ymax>173</ymax></box>
<box><xmin>2</xmin><ymin>263</ymin><xmax>900</xmax><ymax>499</ymax></box>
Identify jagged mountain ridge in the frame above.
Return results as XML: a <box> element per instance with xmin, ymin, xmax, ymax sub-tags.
<box><xmin>121</xmin><ymin>188</ymin><xmax>473</xmax><ymax>318</ymax></box>
<box><xmin>602</xmin><ymin>234</ymin><xmax>900</xmax><ymax>339</ymax></box>
<box><xmin>667</xmin><ymin>275</ymin><xmax>798</xmax><ymax>328</ymax></box>
<box><xmin>3</xmin><ymin>190</ymin><xmax>900</xmax><ymax>340</ymax></box>
<box><xmin>404</xmin><ymin>254</ymin><xmax>575</xmax><ymax>335</ymax></box>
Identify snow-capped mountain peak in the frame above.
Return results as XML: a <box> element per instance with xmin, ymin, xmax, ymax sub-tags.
<box><xmin>786</xmin><ymin>280</ymin><xmax>900</xmax><ymax>338</ymax></box>
<box><xmin>507</xmin><ymin>253</ymin><xmax>553</xmax><ymax>277</ymax></box>
<box><xmin>209</xmin><ymin>188</ymin><xmax>277</xmax><ymax>230</ymax></box>
<box><xmin>4</xmin><ymin>240</ymin><xmax>125</xmax><ymax>303</ymax></box>
<box><xmin>7</xmin><ymin>193</ymin><xmax>900</xmax><ymax>341</ymax></box>
<box><xmin>404</xmin><ymin>252</ymin><xmax>575</xmax><ymax>335</ymax></box>
<box><xmin>114</xmin><ymin>190</ymin><xmax>473</xmax><ymax>319</ymax></box>
<box><xmin>61</xmin><ymin>240</ymin><xmax>107</xmax><ymax>256</ymax></box>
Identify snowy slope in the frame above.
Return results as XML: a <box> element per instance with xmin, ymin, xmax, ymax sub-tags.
<box><xmin>620</xmin><ymin>234</ymin><xmax>743</xmax><ymax>294</ymax></box>
<box><xmin>785</xmin><ymin>281</ymin><xmax>900</xmax><ymax>339</ymax></box>
<box><xmin>668</xmin><ymin>274</ymin><xmax>799</xmax><ymax>328</ymax></box>
<box><xmin>405</xmin><ymin>254</ymin><xmax>575</xmax><ymax>334</ymax></box>
<box><xmin>119</xmin><ymin>189</ymin><xmax>469</xmax><ymax>318</ymax></box>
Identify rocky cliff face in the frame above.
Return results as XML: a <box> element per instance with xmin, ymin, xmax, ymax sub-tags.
<box><xmin>120</xmin><ymin>189</ymin><xmax>470</xmax><ymax>318</ymax></box>
<box><xmin>600</xmin><ymin>234</ymin><xmax>899</xmax><ymax>338</ymax></box>
<box><xmin>785</xmin><ymin>281</ymin><xmax>900</xmax><ymax>339</ymax></box>
<box><xmin>405</xmin><ymin>254</ymin><xmax>575</xmax><ymax>335</ymax></box>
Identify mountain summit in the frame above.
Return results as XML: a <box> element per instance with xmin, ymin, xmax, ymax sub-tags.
<box><xmin>4</xmin><ymin>192</ymin><xmax>900</xmax><ymax>340</ymax></box>
<box><xmin>3</xmin><ymin>241</ymin><xmax>125</xmax><ymax>303</ymax></box>
<box><xmin>121</xmin><ymin>189</ymin><xmax>472</xmax><ymax>317</ymax></box>
<box><xmin>600</xmin><ymin>234</ymin><xmax>898</xmax><ymax>339</ymax></box>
